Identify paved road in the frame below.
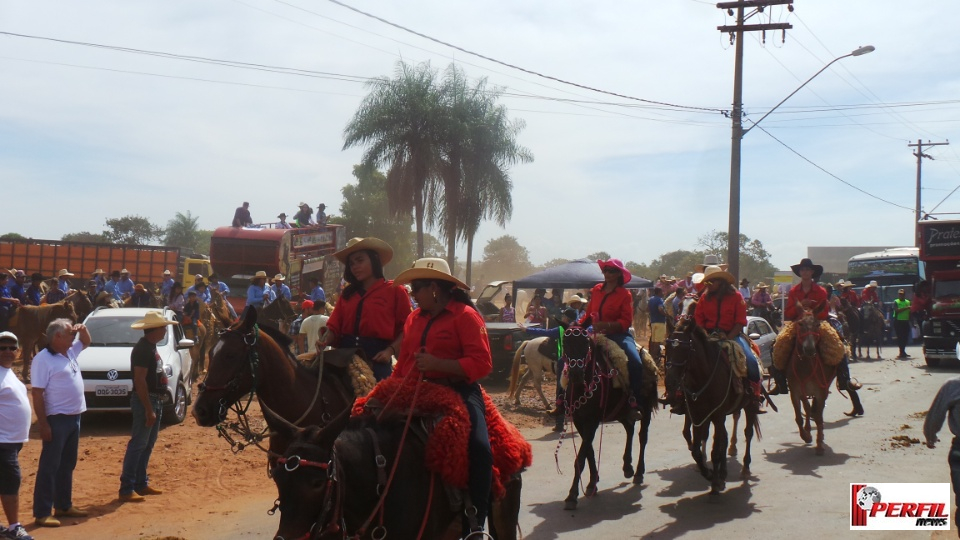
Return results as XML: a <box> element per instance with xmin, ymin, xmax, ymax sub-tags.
<box><xmin>186</xmin><ymin>343</ymin><xmax>958</xmax><ymax>539</ymax></box>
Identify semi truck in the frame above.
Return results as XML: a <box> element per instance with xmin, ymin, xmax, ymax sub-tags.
<box><xmin>918</xmin><ymin>219</ymin><xmax>960</xmax><ymax>366</ymax></box>
<box><xmin>0</xmin><ymin>237</ymin><xmax>210</xmax><ymax>290</ymax></box>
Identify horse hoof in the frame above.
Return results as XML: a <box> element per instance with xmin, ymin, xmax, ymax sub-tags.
<box><xmin>585</xmin><ymin>485</ymin><xmax>598</xmax><ymax>497</ymax></box>
<box><xmin>564</xmin><ymin>500</ymin><xmax>578</xmax><ymax>511</ymax></box>
<box><xmin>816</xmin><ymin>446</ymin><xmax>825</xmax><ymax>456</ymax></box>
<box><xmin>740</xmin><ymin>468</ymin><xmax>750</xmax><ymax>480</ymax></box>
<box><xmin>728</xmin><ymin>446</ymin><xmax>737</xmax><ymax>458</ymax></box>
<box><xmin>801</xmin><ymin>432</ymin><xmax>813</xmax><ymax>444</ymax></box>
<box><xmin>633</xmin><ymin>475</ymin><xmax>643</xmax><ymax>485</ymax></box>
<box><xmin>623</xmin><ymin>466</ymin><xmax>635</xmax><ymax>479</ymax></box>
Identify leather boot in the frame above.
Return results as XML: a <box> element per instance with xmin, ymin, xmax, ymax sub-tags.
<box><xmin>768</xmin><ymin>366</ymin><xmax>788</xmax><ymax>395</ymax></box>
<box><xmin>843</xmin><ymin>388</ymin><xmax>865</xmax><ymax>417</ymax></box>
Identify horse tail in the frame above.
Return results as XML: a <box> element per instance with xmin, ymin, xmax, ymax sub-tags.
<box><xmin>751</xmin><ymin>414</ymin><xmax>762</xmax><ymax>441</ymax></box>
<box><xmin>507</xmin><ymin>340</ymin><xmax>527</xmax><ymax>397</ymax></box>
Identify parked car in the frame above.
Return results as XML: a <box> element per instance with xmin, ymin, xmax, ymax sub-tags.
<box><xmin>746</xmin><ymin>315</ymin><xmax>776</xmax><ymax>369</ymax></box>
<box><xmin>474</xmin><ymin>281</ymin><xmax>534</xmax><ymax>378</ymax></box>
<box><xmin>77</xmin><ymin>307</ymin><xmax>194</xmax><ymax>424</ymax></box>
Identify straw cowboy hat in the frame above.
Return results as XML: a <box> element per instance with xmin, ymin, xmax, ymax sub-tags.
<box><xmin>754</xmin><ymin>282</ymin><xmax>769</xmax><ymax>290</ymax></box>
<box><xmin>701</xmin><ymin>265</ymin><xmax>736</xmax><ymax>286</ymax></box>
<box><xmin>92</xmin><ymin>268</ymin><xmax>105</xmax><ymax>275</ymax></box>
<box><xmin>162</xmin><ymin>269</ymin><xmax>171</xmax><ymax>276</ymax></box>
<box><xmin>836</xmin><ymin>279</ymin><xmax>853</xmax><ymax>289</ymax></box>
<box><xmin>394</xmin><ymin>258</ymin><xmax>469</xmax><ymax>290</ymax></box>
<box><xmin>695</xmin><ymin>254</ymin><xmax>728</xmax><ymax>273</ymax></box>
<box><xmin>865</xmin><ymin>280</ymin><xmax>879</xmax><ymax>289</ymax></box>
<box><xmin>273</xmin><ymin>274</ymin><xmax>285</xmax><ymax>282</ymax></box>
<box><xmin>251</xmin><ymin>270</ymin><xmax>268</xmax><ymax>282</ymax></box>
<box><xmin>567</xmin><ymin>294</ymin><xmax>588</xmax><ymax>306</ymax></box>
<box><xmin>790</xmin><ymin>258</ymin><xmax>823</xmax><ymax>281</ymax></box>
<box><xmin>598</xmin><ymin>259</ymin><xmax>632</xmax><ymax>284</ymax></box>
<box><xmin>333</xmin><ymin>237</ymin><xmax>394</xmax><ymax>265</ymax></box>
<box><xmin>57</xmin><ymin>269</ymin><xmax>74</xmax><ymax>277</ymax></box>
<box><xmin>130</xmin><ymin>311</ymin><xmax>177</xmax><ymax>330</ymax></box>
<box><xmin>298</xmin><ymin>202</ymin><xmax>310</xmax><ymax>208</ymax></box>
<box><xmin>120</xmin><ymin>268</ymin><xmax>130</xmax><ymax>274</ymax></box>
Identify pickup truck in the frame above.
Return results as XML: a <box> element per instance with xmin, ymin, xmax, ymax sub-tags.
<box><xmin>474</xmin><ymin>281</ymin><xmax>532</xmax><ymax>378</ymax></box>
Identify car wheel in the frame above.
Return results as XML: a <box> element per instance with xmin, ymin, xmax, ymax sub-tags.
<box><xmin>163</xmin><ymin>382</ymin><xmax>188</xmax><ymax>425</ymax></box>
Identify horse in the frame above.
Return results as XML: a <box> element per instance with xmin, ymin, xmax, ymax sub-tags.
<box><xmin>664</xmin><ymin>320</ymin><xmax>760</xmax><ymax>495</ymax></box>
<box><xmin>192</xmin><ymin>305</ymin><xmax>357</xmax><ymax>463</ymax></box>
<box><xmin>208</xmin><ymin>289</ymin><xmax>236</xmax><ymax>326</ymax></box>
<box><xmin>784</xmin><ymin>311</ymin><xmax>839</xmax><ymax>455</ymax></box>
<box><xmin>260</xmin><ymin>297</ymin><xmax>297</xmax><ymax>334</ymax></box>
<box><xmin>506</xmin><ymin>336</ymin><xmax>556</xmax><ymax>409</ymax></box>
<box><xmin>837</xmin><ymin>299</ymin><xmax>861</xmax><ymax>359</ymax></box>
<box><xmin>560</xmin><ymin>328</ymin><xmax>658</xmax><ymax>510</ymax></box>
<box><xmin>271</xmin><ymin>394</ymin><xmax>524</xmax><ymax>540</ymax></box>
<box><xmin>64</xmin><ymin>291</ymin><xmax>93</xmax><ymax>323</ymax></box>
<box><xmin>859</xmin><ymin>303</ymin><xmax>885</xmax><ymax>359</ymax></box>
<box><xmin>8</xmin><ymin>302</ymin><xmax>77</xmax><ymax>382</ymax></box>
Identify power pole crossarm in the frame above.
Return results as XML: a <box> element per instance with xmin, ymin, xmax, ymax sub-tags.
<box><xmin>910</xmin><ymin>139</ymin><xmax>950</xmax><ymax>245</ymax></box>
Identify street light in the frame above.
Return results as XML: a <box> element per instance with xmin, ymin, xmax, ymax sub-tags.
<box><xmin>725</xmin><ymin>45</ymin><xmax>875</xmax><ymax>279</ymax></box>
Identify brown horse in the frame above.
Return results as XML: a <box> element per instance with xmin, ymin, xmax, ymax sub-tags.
<box><xmin>785</xmin><ymin>312</ymin><xmax>839</xmax><ymax>455</ymax></box>
<box><xmin>192</xmin><ymin>306</ymin><xmax>356</xmax><ymax>463</ymax></box>
<box><xmin>837</xmin><ymin>299</ymin><xmax>861</xmax><ymax>359</ymax></box>
<box><xmin>8</xmin><ymin>302</ymin><xmax>77</xmax><ymax>381</ymax></box>
<box><xmin>859</xmin><ymin>303</ymin><xmax>884</xmax><ymax>359</ymax></box>
<box><xmin>560</xmin><ymin>328</ymin><xmax>658</xmax><ymax>510</ymax></box>
<box><xmin>665</xmin><ymin>321</ymin><xmax>760</xmax><ymax>495</ymax></box>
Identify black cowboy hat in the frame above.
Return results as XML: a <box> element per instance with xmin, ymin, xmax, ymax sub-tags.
<box><xmin>790</xmin><ymin>258</ymin><xmax>824</xmax><ymax>280</ymax></box>
<box><xmin>30</xmin><ymin>272</ymin><xmax>43</xmax><ymax>281</ymax></box>
<box><xmin>553</xmin><ymin>307</ymin><xmax>578</xmax><ymax>327</ymax></box>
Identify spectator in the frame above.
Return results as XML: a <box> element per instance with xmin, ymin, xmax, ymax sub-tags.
<box><xmin>167</xmin><ymin>283</ymin><xmax>185</xmax><ymax>320</ymax></box>
<box><xmin>308</xmin><ymin>277</ymin><xmax>326</xmax><ymax>304</ymax></box>
<box><xmin>299</xmin><ymin>301</ymin><xmax>329</xmax><ymax>354</ymax></box>
<box><xmin>912</xmin><ymin>280</ymin><xmax>932</xmax><ymax>326</ymax></box>
<box><xmin>529</xmin><ymin>308</ymin><xmax>578</xmax><ymax>431</ymax></box>
<box><xmin>0</xmin><ymin>332</ymin><xmax>33</xmax><ymax>540</ymax></box>
<box><xmin>232</xmin><ymin>202</ymin><xmax>252</xmax><ymax>228</ymax></box>
<box><xmin>276</xmin><ymin>213</ymin><xmax>291</xmax><ymax>229</ymax></box>
<box><xmin>271</xmin><ymin>275</ymin><xmax>291</xmax><ymax>302</ymax></box>
<box><xmin>118</xmin><ymin>312</ymin><xmax>177</xmax><ymax>503</ymax></box>
<box><xmin>316</xmin><ymin>203</ymin><xmax>328</xmax><ymax>226</ymax></box>
<box><xmin>0</xmin><ymin>274</ymin><xmax>18</xmax><ymax>332</ymax></box>
<box><xmin>116</xmin><ymin>270</ymin><xmax>135</xmax><ymax>300</ymax></box>
<box><xmin>499</xmin><ymin>293</ymin><xmax>516</xmax><ymax>323</ymax></box>
<box><xmin>288</xmin><ymin>301</ymin><xmax>309</xmax><ymax>354</ymax></box>
<box><xmin>293</xmin><ymin>203</ymin><xmax>313</xmax><ymax>227</ymax></box>
<box><xmin>525</xmin><ymin>294</ymin><xmax>547</xmax><ymax>326</ymax></box>
<box><xmin>31</xmin><ymin>318</ymin><xmax>90</xmax><ymax>527</ymax></box>
<box><xmin>245</xmin><ymin>271</ymin><xmax>270</xmax><ymax>310</ymax></box>
<box><xmin>739</xmin><ymin>278</ymin><xmax>751</xmax><ymax>299</ymax></box>
<box><xmin>24</xmin><ymin>274</ymin><xmax>43</xmax><ymax>307</ymax></box>
<box><xmin>647</xmin><ymin>287</ymin><xmax>666</xmax><ymax>363</ymax></box>
<box><xmin>567</xmin><ymin>294</ymin><xmax>588</xmax><ymax>321</ymax></box>
<box><xmin>893</xmin><ymin>288</ymin><xmax>912</xmax><ymax>359</ymax></box>
<box><xmin>159</xmin><ymin>270</ymin><xmax>175</xmax><ymax>299</ymax></box>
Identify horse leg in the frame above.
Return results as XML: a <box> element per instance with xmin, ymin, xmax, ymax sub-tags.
<box><xmin>802</xmin><ymin>397</ymin><xmax>814</xmax><ymax>440</ymax></box>
<box><xmin>710</xmin><ymin>418</ymin><xmax>728</xmax><ymax>495</ymax></box>
<box><xmin>682</xmin><ymin>413</ymin><xmax>694</xmax><ymax>451</ymax></box>
<box><xmin>621</xmin><ymin>417</ymin><xmax>636</xmax><ymax>479</ymax></box>
<box><xmin>512</xmin><ymin>368</ymin><xmax>531</xmax><ymax>406</ymax></box>
<box><xmin>741</xmin><ymin>409</ymin><xmax>756</xmax><ymax>480</ymax></box>
<box><xmin>584</xmin><ymin>444</ymin><xmax>600</xmax><ymax>498</ymax></box>
<box><xmin>490</xmin><ymin>473</ymin><xmax>522</xmax><ymax>540</ymax></box>
<box><xmin>690</xmin><ymin>425</ymin><xmax>712</xmax><ymax>481</ymax></box>
<box><xmin>633</xmin><ymin>406</ymin><xmax>652</xmax><ymax>485</ymax></box>
<box><xmin>728</xmin><ymin>410</ymin><xmax>740</xmax><ymax>458</ymax></box>
<box><xmin>792</xmin><ymin>390</ymin><xmax>812</xmax><ymax>444</ymax></box>
<box><xmin>814</xmin><ymin>396</ymin><xmax>827</xmax><ymax>456</ymax></box>
<box><xmin>532</xmin><ymin>368</ymin><xmax>551</xmax><ymax>409</ymax></box>
<box><xmin>565</xmin><ymin>423</ymin><xmax>597</xmax><ymax>510</ymax></box>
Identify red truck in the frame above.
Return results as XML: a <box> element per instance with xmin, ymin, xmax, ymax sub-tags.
<box><xmin>918</xmin><ymin>219</ymin><xmax>960</xmax><ymax>366</ymax></box>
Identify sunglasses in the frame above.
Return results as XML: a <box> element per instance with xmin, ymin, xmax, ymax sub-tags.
<box><xmin>602</xmin><ymin>268</ymin><xmax>621</xmax><ymax>274</ymax></box>
<box><xmin>0</xmin><ymin>345</ymin><xmax>17</xmax><ymax>351</ymax></box>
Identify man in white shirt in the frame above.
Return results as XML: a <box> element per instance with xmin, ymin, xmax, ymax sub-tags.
<box><xmin>31</xmin><ymin>319</ymin><xmax>90</xmax><ymax>528</ymax></box>
<box><xmin>0</xmin><ymin>332</ymin><xmax>33</xmax><ymax>539</ymax></box>
<box><xmin>299</xmin><ymin>302</ymin><xmax>329</xmax><ymax>354</ymax></box>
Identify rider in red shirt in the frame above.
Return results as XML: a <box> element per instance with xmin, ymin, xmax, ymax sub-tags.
<box><xmin>839</xmin><ymin>281</ymin><xmax>861</xmax><ymax>308</ymax></box>
<box><xmin>861</xmin><ymin>281</ymin><xmax>880</xmax><ymax>305</ymax></box>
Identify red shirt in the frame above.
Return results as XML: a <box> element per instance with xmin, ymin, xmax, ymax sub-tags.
<box><xmin>911</xmin><ymin>292</ymin><xmax>931</xmax><ymax>313</ymax></box>
<box><xmin>578</xmin><ymin>283</ymin><xmax>633</xmax><ymax>334</ymax></box>
<box><xmin>694</xmin><ymin>290</ymin><xmax>747</xmax><ymax>332</ymax></box>
<box><xmin>840</xmin><ymin>289</ymin><xmax>861</xmax><ymax>308</ymax></box>
<box><xmin>785</xmin><ymin>282</ymin><xmax>829</xmax><ymax>321</ymax></box>
<box><xmin>861</xmin><ymin>287</ymin><xmax>879</xmax><ymax>304</ymax></box>
<box><xmin>393</xmin><ymin>301</ymin><xmax>492</xmax><ymax>384</ymax></box>
<box><xmin>326</xmin><ymin>279</ymin><xmax>411</xmax><ymax>344</ymax></box>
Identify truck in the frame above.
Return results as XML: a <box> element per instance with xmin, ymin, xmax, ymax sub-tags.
<box><xmin>473</xmin><ymin>281</ymin><xmax>530</xmax><ymax>378</ymax></box>
<box><xmin>208</xmin><ymin>224</ymin><xmax>346</xmax><ymax>312</ymax></box>
<box><xmin>0</xmin><ymin>237</ymin><xmax>210</xmax><ymax>290</ymax></box>
<box><xmin>918</xmin><ymin>219</ymin><xmax>960</xmax><ymax>366</ymax></box>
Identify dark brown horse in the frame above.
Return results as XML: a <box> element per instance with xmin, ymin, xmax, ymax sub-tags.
<box><xmin>786</xmin><ymin>312</ymin><xmax>839</xmax><ymax>455</ymax></box>
<box><xmin>271</xmin><ymin>413</ymin><xmax>523</xmax><ymax>540</ymax></box>
<box><xmin>192</xmin><ymin>306</ymin><xmax>356</xmax><ymax>462</ymax></box>
<box><xmin>859</xmin><ymin>303</ymin><xmax>885</xmax><ymax>359</ymax></box>
<box><xmin>665</xmin><ymin>321</ymin><xmax>760</xmax><ymax>495</ymax></box>
<box><xmin>560</xmin><ymin>328</ymin><xmax>658</xmax><ymax>510</ymax></box>
<box><xmin>837</xmin><ymin>299</ymin><xmax>861</xmax><ymax>359</ymax></box>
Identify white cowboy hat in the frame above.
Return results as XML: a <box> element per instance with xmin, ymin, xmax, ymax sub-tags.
<box><xmin>394</xmin><ymin>258</ymin><xmax>469</xmax><ymax>290</ymax></box>
<box><xmin>130</xmin><ymin>311</ymin><xmax>177</xmax><ymax>330</ymax></box>
<box><xmin>701</xmin><ymin>265</ymin><xmax>736</xmax><ymax>286</ymax></box>
<box><xmin>120</xmin><ymin>268</ymin><xmax>130</xmax><ymax>274</ymax></box>
<box><xmin>163</xmin><ymin>269</ymin><xmax>171</xmax><ymax>276</ymax></box>
<box><xmin>865</xmin><ymin>280</ymin><xmax>879</xmax><ymax>289</ymax></box>
<box><xmin>273</xmin><ymin>274</ymin><xmax>285</xmax><ymax>281</ymax></box>
<box><xmin>92</xmin><ymin>268</ymin><xmax>105</xmax><ymax>275</ymax></box>
<box><xmin>57</xmin><ymin>269</ymin><xmax>74</xmax><ymax>277</ymax></box>
<box><xmin>695</xmin><ymin>254</ymin><xmax>728</xmax><ymax>273</ymax></box>
<box><xmin>754</xmin><ymin>282</ymin><xmax>769</xmax><ymax>290</ymax></box>
<box><xmin>333</xmin><ymin>237</ymin><xmax>394</xmax><ymax>265</ymax></box>
<box><xmin>251</xmin><ymin>270</ymin><xmax>268</xmax><ymax>281</ymax></box>
<box><xmin>0</xmin><ymin>331</ymin><xmax>18</xmax><ymax>345</ymax></box>
<box><xmin>567</xmin><ymin>294</ymin><xmax>587</xmax><ymax>305</ymax></box>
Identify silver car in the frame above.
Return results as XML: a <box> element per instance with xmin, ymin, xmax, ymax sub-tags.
<box><xmin>76</xmin><ymin>307</ymin><xmax>194</xmax><ymax>424</ymax></box>
<box><xmin>747</xmin><ymin>315</ymin><xmax>777</xmax><ymax>369</ymax></box>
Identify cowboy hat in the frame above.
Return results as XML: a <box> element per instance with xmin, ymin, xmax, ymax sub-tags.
<box><xmin>0</xmin><ymin>331</ymin><xmax>18</xmax><ymax>345</ymax></box>
<box><xmin>394</xmin><ymin>258</ymin><xmax>469</xmax><ymax>290</ymax></box>
<box><xmin>754</xmin><ymin>282</ymin><xmax>769</xmax><ymax>290</ymax></box>
<box><xmin>567</xmin><ymin>294</ymin><xmax>588</xmax><ymax>305</ymax></box>
<box><xmin>130</xmin><ymin>311</ymin><xmax>177</xmax><ymax>330</ymax></box>
<box><xmin>277</xmin><ymin>213</ymin><xmax>287</xmax><ymax>219</ymax></box>
<box><xmin>659</xmin><ymin>274</ymin><xmax>668</xmax><ymax>280</ymax></box>
<box><xmin>865</xmin><ymin>280</ymin><xmax>878</xmax><ymax>289</ymax></box>
<box><xmin>740</xmin><ymin>278</ymin><xmax>749</xmax><ymax>286</ymax></box>
<box><xmin>317</xmin><ymin>203</ymin><xmax>326</xmax><ymax>209</ymax></box>
<box><xmin>298</xmin><ymin>202</ymin><xmax>309</xmax><ymax>208</ymax></box>
<box><xmin>598</xmin><ymin>259</ymin><xmax>632</xmax><ymax>284</ymax></box>
<box><xmin>30</xmin><ymin>272</ymin><xmax>43</xmax><ymax>281</ymax></box>
<box><xmin>790</xmin><ymin>258</ymin><xmax>823</xmax><ymax>280</ymax></box>
<box><xmin>134</xmin><ymin>283</ymin><xmax>145</xmax><ymax>291</ymax></box>
<box><xmin>161</xmin><ymin>269</ymin><xmax>171</xmax><ymax>276</ymax></box>
<box><xmin>194</xmin><ymin>274</ymin><xmax>205</xmax><ymax>281</ymax></box>
<box><xmin>120</xmin><ymin>268</ymin><xmax>130</xmax><ymax>274</ymax></box>
<box><xmin>273</xmin><ymin>274</ymin><xmax>285</xmax><ymax>281</ymax></box>
<box><xmin>251</xmin><ymin>270</ymin><xmax>268</xmax><ymax>281</ymax></box>
<box><xmin>333</xmin><ymin>237</ymin><xmax>394</xmax><ymax>265</ymax></box>
<box><xmin>694</xmin><ymin>254</ymin><xmax>728</xmax><ymax>273</ymax></box>
<box><xmin>92</xmin><ymin>268</ymin><xmax>105</xmax><ymax>275</ymax></box>
<box><xmin>57</xmin><ymin>269</ymin><xmax>74</xmax><ymax>277</ymax></box>
<box><xmin>701</xmin><ymin>265</ymin><xmax>736</xmax><ymax>286</ymax></box>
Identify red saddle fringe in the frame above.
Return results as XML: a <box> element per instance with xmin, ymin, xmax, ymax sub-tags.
<box><xmin>352</xmin><ymin>377</ymin><xmax>532</xmax><ymax>499</ymax></box>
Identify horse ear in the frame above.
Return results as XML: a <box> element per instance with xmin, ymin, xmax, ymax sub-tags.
<box><xmin>240</xmin><ymin>305</ymin><xmax>258</xmax><ymax>331</ymax></box>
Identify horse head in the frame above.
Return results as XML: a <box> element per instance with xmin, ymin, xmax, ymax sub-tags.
<box><xmin>795</xmin><ymin>311</ymin><xmax>821</xmax><ymax>360</ymax></box>
<box><xmin>192</xmin><ymin>306</ymin><xmax>261</xmax><ymax>426</ymax></box>
<box><xmin>272</xmin><ymin>413</ymin><xmax>352</xmax><ymax>540</ymax></box>
<box><xmin>664</xmin><ymin>318</ymin><xmax>708</xmax><ymax>382</ymax></box>
<box><xmin>561</xmin><ymin>326</ymin><xmax>594</xmax><ymax>389</ymax></box>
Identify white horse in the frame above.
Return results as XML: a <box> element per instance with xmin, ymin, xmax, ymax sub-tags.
<box><xmin>507</xmin><ymin>336</ymin><xmax>557</xmax><ymax>409</ymax></box>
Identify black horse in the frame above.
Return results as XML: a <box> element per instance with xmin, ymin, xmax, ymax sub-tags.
<box><xmin>560</xmin><ymin>328</ymin><xmax>658</xmax><ymax>510</ymax></box>
<box><xmin>271</xmin><ymin>402</ymin><xmax>523</xmax><ymax>539</ymax></box>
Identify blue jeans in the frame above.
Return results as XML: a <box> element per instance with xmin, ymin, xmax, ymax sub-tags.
<box><xmin>119</xmin><ymin>395</ymin><xmax>163</xmax><ymax>495</ymax></box>
<box><xmin>33</xmin><ymin>414</ymin><xmax>81</xmax><ymax>518</ymax></box>
<box><xmin>608</xmin><ymin>333</ymin><xmax>644</xmax><ymax>404</ymax></box>
<box><xmin>452</xmin><ymin>382</ymin><xmax>491</xmax><ymax>532</ymax></box>
<box><xmin>734</xmin><ymin>335</ymin><xmax>761</xmax><ymax>382</ymax></box>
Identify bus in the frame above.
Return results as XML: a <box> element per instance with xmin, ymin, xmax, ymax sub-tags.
<box><xmin>846</xmin><ymin>247</ymin><xmax>924</xmax><ymax>316</ymax></box>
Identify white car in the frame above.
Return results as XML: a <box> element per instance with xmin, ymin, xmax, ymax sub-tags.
<box><xmin>77</xmin><ymin>307</ymin><xmax>194</xmax><ymax>424</ymax></box>
<box><xmin>747</xmin><ymin>315</ymin><xmax>777</xmax><ymax>369</ymax></box>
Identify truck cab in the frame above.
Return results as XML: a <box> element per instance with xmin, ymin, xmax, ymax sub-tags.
<box><xmin>921</xmin><ymin>268</ymin><xmax>960</xmax><ymax>366</ymax></box>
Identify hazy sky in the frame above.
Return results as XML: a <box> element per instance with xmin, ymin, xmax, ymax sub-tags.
<box><xmin>2</xmin><ymin>1</ymin><xmax>958</xmax><ymax>272</ymax></box>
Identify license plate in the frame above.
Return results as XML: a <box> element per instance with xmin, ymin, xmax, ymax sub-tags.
<box><xmin>95</xmin><ymin>385</ymin><xmax>128</xmax><ymax>397</ymax></box>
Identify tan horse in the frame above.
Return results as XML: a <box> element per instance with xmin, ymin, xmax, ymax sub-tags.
<box><xmin>786</xmin><ymin>312</ymin><xmax>840</xmax><ymax>455</ymax></box>
<box><xmin>8</xmin><ymin>302</ymin><xmax>77</xmax><ymax>382</ymax></box>
<box><xmin>506</xmin><ymin>336</ymin><xmax>556</xmax><ymax>409</ymax></box>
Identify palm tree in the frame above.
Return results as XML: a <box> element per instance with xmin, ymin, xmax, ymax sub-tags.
<box><xmin>164</xmin><ymin>211</ymin><xmax>201</xmax><ymax>252</ymax></box>
<box><xmin>343</xmin><ymin>61</ymin><xmax>442</xmax><ymax>258</ymax></box>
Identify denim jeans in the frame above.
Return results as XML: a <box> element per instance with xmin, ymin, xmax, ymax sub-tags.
<box><xmin>33</xmin><ymin>414</ymin><xmax>81</xmax><ymax>518</ymax></box>
<box><xmin>734</xmin><ymin>335</ymin><xmax>761</xmax><ymax>382</ymax></box>
<box><xmin>119</xmin><ymin>395</ymin><xmax>163</xmax><ymax>495</ymax></box>
<box><xmin>607</xmin><ymin>333</ymin><xmax>644</xmax><ymax>403</ymax></box>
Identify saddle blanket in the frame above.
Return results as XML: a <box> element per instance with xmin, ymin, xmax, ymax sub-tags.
<box><xmin>352</xmin><ymin>377</ymin><xmax>533</xmax><ymax>499</ymax></box>
<box><xmin>773</xmin><ymin>321</ymin><xmax>846</xmax><ymax>370</ymax></box>
<box><xmin>706</xmin><ymin>336</ymin><xmax>747</xmax><ymax>378</ymax></box>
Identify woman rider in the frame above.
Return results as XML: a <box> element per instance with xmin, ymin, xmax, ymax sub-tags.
<box><xmin>392</xmin><ymin>257</ymin><xmax>493</xmax><ymax>536</ymax></box>
<box><xmin>578</xmin><ymin>258</ymin><xmax>645</xmax><ymax>417</ymax></box>
<box><xmin>693</xmin><ymin>265</ymin><xmax>763</xmax><ymax>406</ymax></box>
<box><xmin>319</xmin><ymin>237</ymin><xmax>410</xmax><ymax>381</ymax></box>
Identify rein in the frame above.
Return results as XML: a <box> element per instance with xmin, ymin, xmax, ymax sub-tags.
<box><xmin>791</xmin><ymin>322</ymin><xmax>831</xmax><ymax>391</ymax></box>
<box><xmin>668</xmin><ymin>333</ymin><xmax>737</xmax><ymax>428</ymax></box>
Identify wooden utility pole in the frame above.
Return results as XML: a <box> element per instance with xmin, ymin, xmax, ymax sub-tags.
<box><xmin>717</xmin><ymin>0</ymin><xmax>792</xmax><ymax>279</ymax></box>
<box><xmin>909</xmin><ymin>139</ymin><xmax>949</xmax><ymax>238</ymax></box>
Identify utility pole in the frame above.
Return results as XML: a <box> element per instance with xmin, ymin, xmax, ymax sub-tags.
<box><xmin>717</xmin><ymin>0</ymin><xmax>792</xmax><ymax>279</ymax></box>
<box><xmin>909</xmin><ymin>139</ymin><xmax>949</xmax><ymax>240</ymax></box>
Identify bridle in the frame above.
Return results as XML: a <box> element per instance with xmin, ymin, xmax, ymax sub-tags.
<box><xmin>272</xmin><ymin>439</ymin><xmax>343</xmax><ymax>540</ymax></box>
<box><xmin>666</xmin><ymin>329</ymin><xmax>736</xmax><ymax>427</ymax></box>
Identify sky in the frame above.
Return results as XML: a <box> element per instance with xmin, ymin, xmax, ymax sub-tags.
<box><xmin>2</xmin><ymin>0</ymin><xmax>959</xmax><ymax>273</ymax></box>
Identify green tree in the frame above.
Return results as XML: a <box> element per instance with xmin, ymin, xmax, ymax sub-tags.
<box><xmin>0</xmin><ymin>233</ymin><xmax>26</xmax><ymax>240</ymax></box>
<box><xmin>104</xmin><ymin>215</ymin><xmax>164</xmax><ymax>245</ymax></box>
<box><xmin>584</xmin><ymin>251</ymin><xmax>611</xmax><ymax>262</ymax></box>
<box><xmin>540</xmin><ymin>258</ymin><xmax>571</xmax><ymax>271</ymax></box>
<box><xmin>477</xmin><ymin>235</ymin><xmax>534</xmax><ymax>285</ymax></box>
<box><xmin>333</xmin><ymin>164</ymin><xmax>416</xmax><ymax>279</ymax></box>
<box><xmin>643</xmin><ymin>250</ymin><xmax>702</xmax><ymax>285</ymax></box>
<box><xmin>164</xmin><ymin>211</ymin><xmax>201</xmax><ymax>253</ymax></box>
<box><xmin>343</xmin><ymin>61</ymin><xmax>442</xmax><ymax>259</ymax></box>
<box><xmin>697</xmin><ymin>230</ymin><xmax>777</xmax><ymax>284</ymax></box>
<box><xmin>61</xmin><ymin>232</ymin><xmax>108</xmax><ymax>243</ymax></box>
<box><xmin>193</xmin><ymin>230</ymin><xmax>213</xmax><ymax>256</ymax></box>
